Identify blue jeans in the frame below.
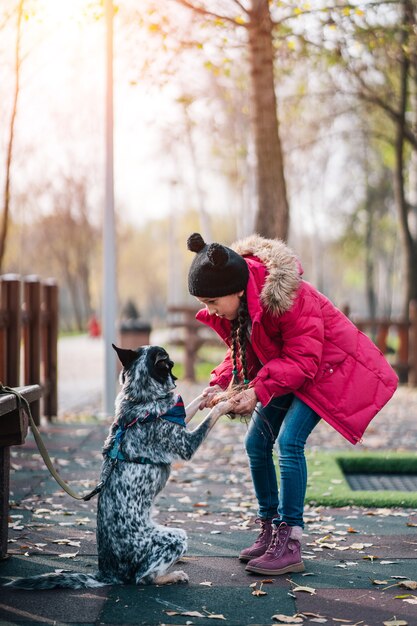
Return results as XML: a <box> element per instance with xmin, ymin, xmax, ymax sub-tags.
<box><xmin>244</xmin><ymin>394</ymin><xmax>320</xmax><ymax>528</ymax></box>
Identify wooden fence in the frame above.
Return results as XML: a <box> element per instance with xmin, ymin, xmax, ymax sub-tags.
<box><xmin>346</xmin><ymin>300</ymin><xmax>417</xmax><ymax>386</ymax></box>
<box><xmin>0</xmin><ymin>274</ymin><xmax>58</xmax><ymax>423</ymax></box>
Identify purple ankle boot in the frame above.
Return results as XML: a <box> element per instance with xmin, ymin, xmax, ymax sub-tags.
<box><xmin>245</xmin><ymin>522</ymin><xmax>305</xmax><ymax>575</ymax></box>
<box><xmin>239</xmin><ymin>518</ymin><xmax>274</xmax><ymax>562</ymax></box>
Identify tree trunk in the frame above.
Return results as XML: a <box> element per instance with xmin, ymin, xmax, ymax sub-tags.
<box><xmin>248</xmin><ymin>0</ymin><xmax>289</xmax><ymax>240</ymax></box>
<box><xmin>0</xmin><ymin>0</ymin><xmax>24</xmax><ymax>270</ymax></box>
<box><xmin>364</xmin><ymin>194</ymin><xmax>377</xmax><ymax>319</ymax></box>
<box><xmin>394</xmin><ymin>0</ymin><xmax>417</xmax><ymax>319</ymax></box>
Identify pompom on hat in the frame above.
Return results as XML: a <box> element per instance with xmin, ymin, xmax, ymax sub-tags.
<box><xmin>187</xmin><ymin>233</ymin><xmax>249</xmax><ymax>297</ymax></box>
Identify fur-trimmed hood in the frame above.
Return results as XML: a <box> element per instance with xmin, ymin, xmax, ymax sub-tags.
<box><xmin>232</xmin><ymin>235</ymin><xmax>301</xmax><ymax>316</ymax></box>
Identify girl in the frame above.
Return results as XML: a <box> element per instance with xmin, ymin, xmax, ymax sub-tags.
<box><xmin>186</xmin><ymin>232</ymin><xmax>398</xmax><ymax>576</ymax></box>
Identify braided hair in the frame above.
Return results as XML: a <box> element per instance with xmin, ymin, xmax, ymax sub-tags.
<box><xmin>230</xmin><ymin>294</ymin><xmax>250</xmax><ymax>388</ymax></box>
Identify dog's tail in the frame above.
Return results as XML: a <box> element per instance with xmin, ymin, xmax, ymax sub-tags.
<box><xmin>3</xmin><ymin>571</ymin><xmax>110</xmax><ymax>590</ymax></box>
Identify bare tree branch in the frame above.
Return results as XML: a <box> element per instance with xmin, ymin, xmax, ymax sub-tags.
<box><xmin>172</xmin><ymin>0</ymin><xmax>248</xmax><ymax>27</ymax></box>
<box><xmin>349</xmin><ymin>69</ymin><xmax>417</xmax><ymax>150</ymax></box>
<box><xmin>272</xmin><ymin>1</ymin><xmax>399</xmax><ymax>29</ymax></box>
<box><xmin>230</xmin><ymin>0</ymin><xmax>250</xmax><ymax>15</ymax></box>
<box><xmin>287</xmin><ymin>127</ymin><xmax>394</xmax><ymax>153</ymax></box>
<box><xmin>0</xmin><ymin>8</ymin><xmax>15</xmax><ymax>31</ymax></box>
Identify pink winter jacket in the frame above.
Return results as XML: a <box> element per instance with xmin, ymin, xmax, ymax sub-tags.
<box><xmin>196</xmin><ymin>235</ymin><xmax>398</xmax><ymax>445</ymax></box>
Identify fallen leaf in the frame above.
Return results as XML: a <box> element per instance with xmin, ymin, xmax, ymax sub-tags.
<box><xmin>199</xmin><ymin>581</ymin><xmax>213</xmax><ymax>586</ymax></box>
<box><xmin>207</xmin><ymin>614</ymin><xmax>226</xmax><ymax>620</ymax></box>
<box><xmin>252</xmin><ymin>588</ymin><xmax>268</xmax><ymax>596</ymax></box>
<box><xmin>52</xmin><ymin>539</ymin><xmax>81</xmax><ymax>547</ymax></box>
<box><xmin>58</xmin><ymin>551</ymin><xmax>79</xmax><ymax>559</ymax></box>
<box><xmin>165</xmin><ymin>610</ymin><xmax>206</xmax><ymax>617</ymax></box>
<box><xmin>372</xmin><ymin>579</ymin><xmax>389</xmax><ymax>585</ymax></box>
<box><xmin>398</xmin><ymin>581</ymin><xmax>417</xmax><ymax>590</ymax></box>
<box><xmin>403</xmin><ymin>598</ymin><xmax>417</xmax><ymax>604</ymax></box>
<box><xmin>292</xmin><ymin>585</ymin><xmax>316</xmax><ymax>594</ymax></box>
<box><xmin>271</xmin><ymin>615</ymin><xmax>303</xmax><ymax>624</ymax></box>
<box><xmin>383</xmin><ymin>620</ymin><xmax>408</xmax><ymax>626</ymax></box>
<box><xmin>350</xmin><ymin>543</ymin><xmax>369</xmax><ymax>550</ymax></box>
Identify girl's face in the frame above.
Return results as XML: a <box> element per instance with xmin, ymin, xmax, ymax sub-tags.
<box><xmin>196</xmin><ymin>291</ymin><xmax>244</xmax><ymax>321</ymax></box>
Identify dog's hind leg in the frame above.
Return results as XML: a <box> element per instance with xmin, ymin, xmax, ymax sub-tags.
<box><xmin>153</xmin><ymin>570</ymin><xmax>189</xmax><ymax>585</ymax></box>
<box><xmin>135</xmin><ymin>527</ymin><xmax>188</xmax><ymax>585</ymax></box>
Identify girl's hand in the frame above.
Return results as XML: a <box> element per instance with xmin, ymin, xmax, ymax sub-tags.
<box><xmin>199</xmin><ymin>384</ymin><xmax>222</xmax><ymax>409</ymax></box>
<box><xmin>230</xmin><ymin>387</ymin><xmax>258</xmax><ymax>416</ymax></box>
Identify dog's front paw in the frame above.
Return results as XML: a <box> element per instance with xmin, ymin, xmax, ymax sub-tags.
<box><xmin>214</xmin><ymin>399</ymin><xmax>234</xmax><ymax>416</ymax></box>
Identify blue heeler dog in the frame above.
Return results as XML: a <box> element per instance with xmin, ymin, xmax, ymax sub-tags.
<box><xmin>5</xmin><ymin>344</ymin><xmax>232</xmax><ymax>589</ymax></box>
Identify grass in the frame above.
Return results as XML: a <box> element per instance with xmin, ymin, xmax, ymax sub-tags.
<box><xmin>168</xmin><ymin>345</ymin><xmax>226</xmax><ymax>384</ymax></box>
<box><xmin>300</xmin><ymin>451</ymin><xmax>417</xmax><ymax>507</ymax></box>
<box><xmin>171</xmin><ymin>361</ymin><xmax>218</xmax><ymax>383</ymax></box>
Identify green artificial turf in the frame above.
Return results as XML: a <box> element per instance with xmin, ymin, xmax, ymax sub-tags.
<box><xmin>298</xmin><ymin>451</ymin><xmax>417</xmax><ymax>507</ymax></box>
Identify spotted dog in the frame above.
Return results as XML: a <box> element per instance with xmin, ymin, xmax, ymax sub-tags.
<box><xmin>5</xmin><ymin>344</ymin><xmax>232</xmax><ymax>589</ymax></box>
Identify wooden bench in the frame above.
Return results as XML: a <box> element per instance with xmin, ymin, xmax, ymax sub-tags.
<box><xmin>167</xmin><ymin>306</ymin><xmax>222</xmax><ymax>381</ymax></box>
<box><xmin>0</xmin><ymin>384</ymin><xmax>42</xmax><ymax>559</ymax></box>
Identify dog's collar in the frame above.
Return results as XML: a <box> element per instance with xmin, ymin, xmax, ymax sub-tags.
<box><xmin>107</xmin><ymin>395</ymin><xmax>186</xmax><ymax>462</ymax></box>
<box><xmin>139</xmin><ymin>395</ymin><xmax>186</xmax><ymax>427</ymax></box>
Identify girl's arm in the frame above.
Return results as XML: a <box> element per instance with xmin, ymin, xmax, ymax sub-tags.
<box><xmin>251</xmin><ymin>291</ymin><xmax>325</xmax><ymax>406</ymax></box>
<box><xmin>208</xmin><ymin>348</ymin><xmax>233</xmax><ymax>390</ymax></box>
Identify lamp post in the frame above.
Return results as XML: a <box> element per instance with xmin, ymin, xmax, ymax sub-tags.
<box><xmin>103</xmin><ymin>0</ymin><xmax>117</xmax><ymax>415</ymax></box>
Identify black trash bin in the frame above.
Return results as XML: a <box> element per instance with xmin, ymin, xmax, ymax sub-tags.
<box><xmin>118</xmin><ymin>318</ymin><xmax>152</xmax><ymax>351</ymax></box>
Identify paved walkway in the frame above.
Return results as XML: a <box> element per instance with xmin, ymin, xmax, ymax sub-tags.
<box><xmin>58</xmin><ymin>336</ymin><xmax>104</xmax><ymax>416</ymax></box>
<box><xmin>1</xmin><ymin>378</ymin><xmax>417</xmax><ymax>625</ymax></box>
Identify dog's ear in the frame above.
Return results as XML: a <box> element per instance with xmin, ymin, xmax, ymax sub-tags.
<box><xmin>112</xmin><ymin>343</ymin><xmax>140</xmax><ymax>369</ymax></box>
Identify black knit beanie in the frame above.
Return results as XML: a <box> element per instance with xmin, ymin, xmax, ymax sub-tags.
<box><xmin>187</xmin><ymin>233</ymin><xmax>249</xmax><ymax>297</ymax></box>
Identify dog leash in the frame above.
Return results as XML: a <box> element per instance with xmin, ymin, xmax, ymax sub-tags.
<box><xmin>0</xmin><ymin>383</ymin><xmax>101</xmax><ymax>502</ymax></box>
